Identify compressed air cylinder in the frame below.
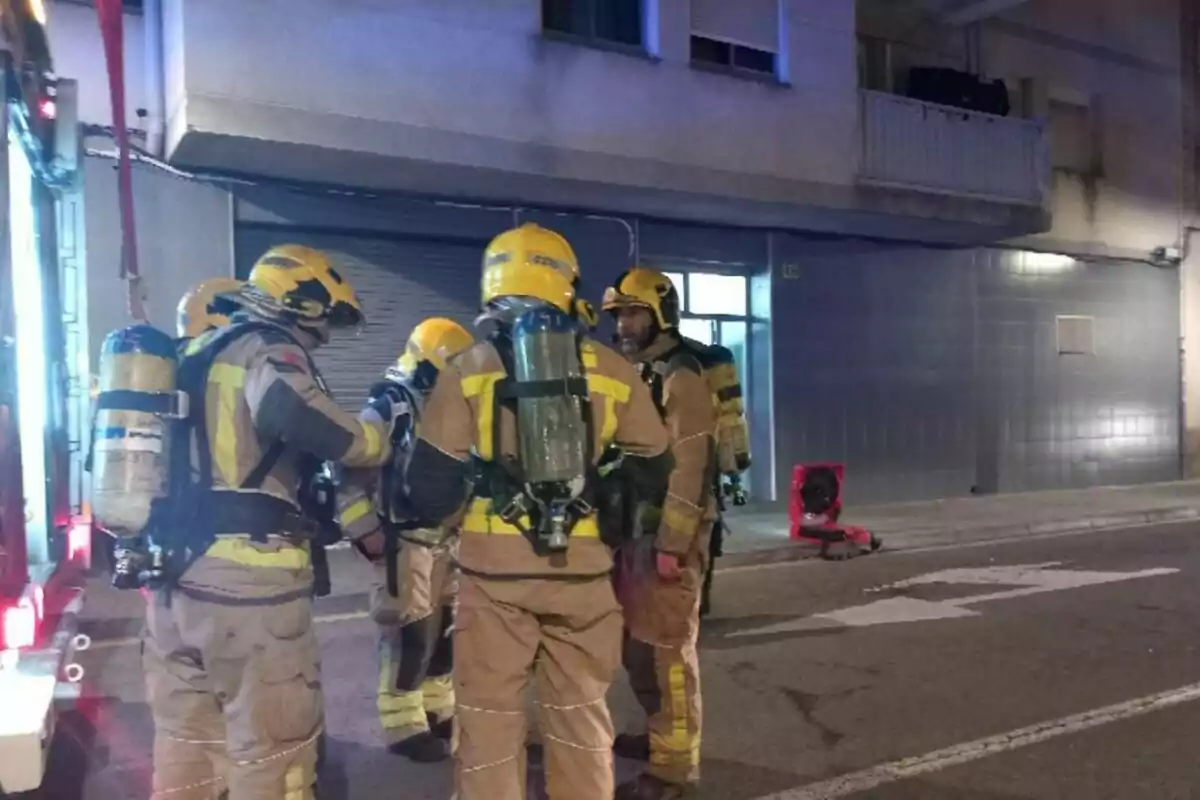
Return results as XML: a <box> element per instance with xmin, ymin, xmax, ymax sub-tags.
<box><xmin>511</xmin><ymin>306</ymin><xmax>587</xmax><ymax>486</ymax></box>
<box><xmin>91</xmin><ymin>324</ymin><xmax>178</xmax><ymax>538</ymax></box>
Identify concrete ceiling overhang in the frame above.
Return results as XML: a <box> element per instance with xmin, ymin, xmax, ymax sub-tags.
<box><xmin>171</xmin><ymin>131</ymin><xmax>1046</xmax><ymax>248</ymax></box>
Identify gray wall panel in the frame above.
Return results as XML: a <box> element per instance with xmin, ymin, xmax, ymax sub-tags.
<box><xmin>83</xmin><ymin>157</ymin><xmax>234</xmax><ymax>370</ymax></box>
<box><xmin>771</xmin><ymin>236</ymin><xmax>1180</xmax><ymax>504</ymax></box>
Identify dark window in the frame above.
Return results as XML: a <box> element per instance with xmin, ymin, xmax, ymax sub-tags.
<box><xmin>543</xmin><ymin>0</ymin><xmax>642</xmax><ymax>48</ymax></box>
<box><xmin>691</xmin><ymin>34</ymin><xmax>777</xmax><ymax>77</ymax></box>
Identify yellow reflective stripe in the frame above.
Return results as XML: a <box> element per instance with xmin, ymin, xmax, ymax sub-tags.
<box><xmin>379</xmin><ymin>644</ymin><xmax>429</xmax><ymax>728</ymax></box>
<box><xmin>339</xmin><ymin>496</ymin><xmax>373</xmax><ymax>527</ymax></box>
<box><xmin>647</xmin><ymin>662</ymin><xmax>700</xmax><ymax>768</ymax></box>
<box><xmin>461</xmin><ymin>372</ymin><xmax>506</xmax><ymax>461</ymax></box>
<box><xmin>360</xmin><ymin>421</ymin><xmax>381</xmax><ymax>461</ymax></box>
<box><xmin>461</xmin><ymin>371</ymin><xmax>507</xmax><ymax>398</ymax></box>
<box><xmin>208</xmin><ymin>364</ymin><xmax>245</xmax><ymax>486</ymax></box>
<box><xmin>378</xmin><ymin>641</ymin><xmax>393</xmax><ymax>696</ymax></box>
<box><xmin>587</xmin><ymin>374</ymin><xmax>630</xmax><ymax>404</ymax></box>
<box><xmin>669</xmin><ymin>663</ymin><xmax>690</xmax><ymax>751</ymax></box>
<box><xmin>284</xmin><ymin>762</ymin><xmax>313</xmax><ymax>800</ymax></box>
<box><xmin>379</xmin><ymin>691</ymin><xmax>428</xmax><ymax>729</ymax></box>
<box><xmin>662</xmin><ymin>502</ymin><xmax>699</xmax><ymax>534</ymax></box>
<box><xmin>421</xmin><ymin>674</ymin><xmax>455</xmax><ymax>716</ymax></box>
<box><xmin>587</xmin><ymin>374</ymin><xmax>628</xmax><ymax>445</ymax></box>
<box><xmin>580</xmin><ymin>342</ymin><xmax>598</xmax><ymax>369</ymax></box>
<box><xmin>461</xmin><ymin>498</ymin><xmax>599</xmax><ymax>537</ymax></box>
<box><xmin>378</xmin><ymin>689</ymin><xmax>425</xmax><ymax>714</ymax></box>
<box><xmin>600</xmin><ymin>394</ymin><xmax>617</xmax><ymax>444</ymax></box>
<box><xmin>205</xmin><ymin>536</ymin><xmax>311</xmax><ymax>570</ymax></box>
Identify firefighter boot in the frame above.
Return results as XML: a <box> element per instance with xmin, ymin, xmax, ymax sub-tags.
<box><xmin>389</xmin><ymin>731</ymin><xmax>451</xmax><ymax>762</ymax></box>
<box><xmin>615</xmin><ymin>774</ymin><xmax>698</xmax><ymax>800</ymax></box>
<box><xmin>382</xmin><ymin>618</ymin><xmax>451</xmax><ymax>763</ymax></box>
<box><xmin>422</xmin><ymin>607</ymin><xmax>456</xmax><ymax>741</ymax></box>
<box><xmin>613</xmin><ymin>732</ymin><xmax>651</xmax><ymax>761</ymax></box>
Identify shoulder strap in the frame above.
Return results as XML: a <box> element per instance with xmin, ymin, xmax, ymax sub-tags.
<box><xmin>179</xmin><ymin>321</ymin><xmax>320</xmax><ymax>493</ymax></box>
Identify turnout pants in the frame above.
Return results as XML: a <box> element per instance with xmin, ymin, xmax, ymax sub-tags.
<box><xmin>143</xmin><ymin>588</ymin><xmax>322</xmax><ymax>800</ymax></box>
<box><xmin>617</xmin><ymin>539</ymin><xmax>704</xmax><ymax>786</ymax></box>
<box><xmin>370</xmin><ymin>542</ymin><xmax>457</xmax><ymax>744</ymax></box>
<box><xmin>454</xmin><ymin>572</ymin><xmax>624</xmax><ymax>800</ymax></box>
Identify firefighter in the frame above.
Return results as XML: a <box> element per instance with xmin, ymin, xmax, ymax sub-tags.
<box><xmin>176</xmin><ymin>276</ymin><xmax>244</xmax><ymax>341</ymax></box>
<box><xmin>602</xmin><ymin>267</ymin><xmax>719</xmax><ymax>800</ymax></box>
<box><xmin>142</xmin><ymin>245</ymin><xmax>395</xmax><ymax>800</ymax></box>
<box><xmin>402</xmin><ymin>223</ymin><xmax>673</xmax><ymax>800</ymax></box>
<box><xmin>335</xmin><ymin>317</ymin><xmax>474</xmax><ymax>763</ymax></box>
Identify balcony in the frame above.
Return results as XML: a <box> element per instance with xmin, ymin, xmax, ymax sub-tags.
<box><xmin>858</xmin><ymin>89</ymin><xmax>1048</xmax><ymax>206</ymax></box>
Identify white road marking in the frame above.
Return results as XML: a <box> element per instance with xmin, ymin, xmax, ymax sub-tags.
<box><xmin>756</xmin><ymin>681</ymin><xmax>1200</xmax><ymax>799</ymax></box>
<box><xmin>729</xmin><ymin>563</ymin><xmax>1179</xmax><ymax>637</ymax></box>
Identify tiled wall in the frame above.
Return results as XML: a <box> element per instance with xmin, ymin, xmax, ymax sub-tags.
<box><xmin>772</xmin><ymin>235</ymin><xmax>1180</xmax><ymax>504</ymax></box>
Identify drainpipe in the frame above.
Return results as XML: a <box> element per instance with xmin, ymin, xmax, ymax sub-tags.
<box><xmin>143</xmin><ymin>0</ymin><xmax>165</xmax><ymax>158</ymax></box>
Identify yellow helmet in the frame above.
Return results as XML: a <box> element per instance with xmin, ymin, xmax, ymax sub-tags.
<box><xmin>176</xmin><ymin>277</ymin><xmax>243</xmax><ymax>339</ymax></box>
<box><xmin>575</xmin><ymin>299</ymin><xmax>599</xmax><ymax>332</ymax></box>
<box><xmin>481</xmin><ymin>223</ymin><xmax>580</xmax><ymax>313</ymax></box>
<box><xmin>601</xmin><ymin>267</ymin><xmax>680</xmax><ymax>329</ymax></box>
<box><xmin>394</xmin><ymin>317</ymin><xmax>474</xmax><ymax>375</ymax></box>
<box><xmin>247</xmin><ymin>244</ymin><xmax>364</xmax><ymax>327</ymax></box>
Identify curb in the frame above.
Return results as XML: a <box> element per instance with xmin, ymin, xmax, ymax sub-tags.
<box><xmin>716</xmin><ymin>506</ymin><xmax>1200</xmax><ymax>571</ymax></box>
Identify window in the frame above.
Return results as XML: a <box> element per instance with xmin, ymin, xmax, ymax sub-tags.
<box><xmin>690</xmin><ymin>0</ymin><xmax>780</xmax><ymax>78</ymax></box>
<box><xmin>543</xmin><ymin>0</ymin><xmax>642</xmax><ymax>48</ymax></box>
<box><xmin>687</xmin><ymin>273</ymin><xmax>747</xmax><ymax>316</ymax></box>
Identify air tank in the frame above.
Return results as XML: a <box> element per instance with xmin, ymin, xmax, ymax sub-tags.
<box><xmin>91</xmin><ymin>324</ymin><xmax>178</xmax><ymax>538</ymax></box>
<box><xmin>511</xmin><ymin>306</ymin><xmax>588</xmax><ymax>488</ymax></box>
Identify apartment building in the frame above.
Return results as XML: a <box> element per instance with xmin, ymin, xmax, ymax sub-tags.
<box><xmin>49</xmin><ymin>0</ymin><xmax>1190</xmax><ymax>503</ymax></box>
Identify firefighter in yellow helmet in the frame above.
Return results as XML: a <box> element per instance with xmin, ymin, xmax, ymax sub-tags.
<box><xmin>334</xmin><ymin>317</ymin><xmax>473</xmax><ymax>763</ymax></box>
<box><xmin>176</xmin><ymin>277</ymin><xmax>244</xmax><ymax>341</ymax></box>
<box><xmin>142</xmin><ymin>244</ymin><xmax>395</xmax><ymax>800</ymax></box>
<box><xmin>402</xmin><ymin>223</ymin><xmax>673</xmax><ymax>799</ymax></box>
<box><xmin>602</xmin><ymin>267</ymin><xmax>718</xmax><ymax>800</ymax></box>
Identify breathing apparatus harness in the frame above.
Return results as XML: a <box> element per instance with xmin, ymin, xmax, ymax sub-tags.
<box><xmin>471</xmin><ymin>307</ymin><xmax>598</xmax><ymax>555</ymax></box>
<box><xmin>139</xmin><ymin>320</ymin><xmax>337</xmax><ymax>594</ymax></box>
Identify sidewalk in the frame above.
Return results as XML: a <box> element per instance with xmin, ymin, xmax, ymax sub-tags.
<box><xmin>719</xmin><ymin>480</ymin><xmax>1200</xmax><ymax>567</ymax></box>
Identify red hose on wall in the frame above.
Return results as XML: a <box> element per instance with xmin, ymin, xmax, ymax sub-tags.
<box><xmin>94</xmin><ymin>0</ymin><xmax>146</xmax><ymax>322</ymax></box>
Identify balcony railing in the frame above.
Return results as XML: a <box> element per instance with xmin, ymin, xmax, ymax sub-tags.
<box><xmin>859</xmin><ymin>89</ymin><xmax>1048</xmax><ymax>205</ymax></box>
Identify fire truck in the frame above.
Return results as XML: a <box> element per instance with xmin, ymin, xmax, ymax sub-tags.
<box><xmin>0</xmin><ymin>0</ymin><xmax>93</xmax><ymax>792</ymax></box>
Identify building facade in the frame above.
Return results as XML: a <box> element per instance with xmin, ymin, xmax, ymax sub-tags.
<box><xmin>50</xmin><ymin>0</ymin><xmax>1191</xmax><ymax>504</ymax></box>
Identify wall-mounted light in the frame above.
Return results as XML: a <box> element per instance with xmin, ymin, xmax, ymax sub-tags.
<box><xmin>1023</xmin><ymin>252</ymin><xmax>1076</xmax><ymax>274</ymax></box>
<box><xmin>26</xmin><ymin>0</ymin><xmax>46</xmax><ymax>26</ymax></box>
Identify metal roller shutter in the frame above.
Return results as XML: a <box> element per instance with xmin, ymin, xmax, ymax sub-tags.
<box><xmin>236</xmin><ymin>228</ymin><xmax>480</xmax><ymax>410</ymax></box>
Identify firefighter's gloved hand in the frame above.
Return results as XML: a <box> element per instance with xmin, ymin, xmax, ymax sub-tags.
<box><xmin>655</xmin><ymin>551</ymin><xmax>682</xmax><ymax>581</ymax></box>
<box><xmin>364</xmin><ymin>388</ymin><xmax>411</xmax><ymax>430</ymax></box>
<box><xmin>355</xmin><ymin>529</ymin><xmax>386</xmax><ymax>561</ymax></box>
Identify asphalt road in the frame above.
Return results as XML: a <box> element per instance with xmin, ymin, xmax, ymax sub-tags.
<box><xmin>30</xmin><ymin>521</ymin><xmax>1200</xmax><ymax>799</ymax></box>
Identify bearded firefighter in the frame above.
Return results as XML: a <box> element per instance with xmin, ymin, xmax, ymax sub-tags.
<box><xmin>602</xmin><ymin>267</ymin><xmax>719</xmax><ymax>800</ymax></box>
